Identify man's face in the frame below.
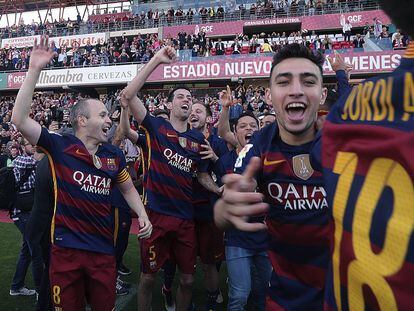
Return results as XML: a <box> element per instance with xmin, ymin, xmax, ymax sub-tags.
<box><xmin>189</xmin><ymin>103</ymin><xmax>209</xmax><ymax>130</ymax></box>
<box><xmin>10</xmin><ymin>146</ymin><xmax>19</xmax><ymax>157</ymax></box>
<box><xmin>235</xmin><ymin>116</ymin><xmax>258</xmax><ymax>147</ymax></box>
<box><xmin>267</xmin><ymin>58</ymin><xmax>327</xmax><ymax>139</ymax></box>
<box><xmin>260</xmin><ymin>114</ymin><xmax>276</xmax><ymax>129</ymax></box>
<box><xmin>169</xmin><ymin>89</ymin><xmax>192</xmax><ymax>121</ymax></box>
<box><xmin>83</xmin><ymin>100</ymin><xmax>112</xmax><ymax>143</ymax></box>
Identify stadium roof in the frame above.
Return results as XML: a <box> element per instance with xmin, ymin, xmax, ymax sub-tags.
<box><xmin>0</xmin><ymin>0</ymin><xmax>131</xmax><ymax>15</ymax></box>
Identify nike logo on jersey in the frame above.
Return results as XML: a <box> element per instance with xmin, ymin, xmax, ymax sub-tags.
<box><xmin>166</xmin><ymin>133</ymin><xmax>178</xmax><ymax>138</ymax></box>
<box><xmin>75</xmin><ymin>149</ymin><xmax>88</xmax><ymax>156</ymax></box>
<box><xmin>263</xmin><ymin>158</ymin><xmax>286</xmax><ymax>166</ymax></box>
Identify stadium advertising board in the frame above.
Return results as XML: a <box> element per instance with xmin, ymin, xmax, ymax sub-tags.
<box><xmin>5</xmin><ymin>64</ymin><xmax>138</xmax><ymax>89</ymax></box>
<box><xmin>244</xmin><ymin>17</ymin><xmax>302</xmax><ymax>27</ymax></box>
<box><xmin>0</xmin><ymin>33</ymin><xmax>107</xmax><ymax>49</ymax></box>
<box><xmin>146</xmin><ymin>50</ymin><xmax>404</xmax><ymax>82</ymax></box>
<box><xmin>162</xmin><ymin>21</ymin><xmax>244</xmax><ymax>38</ymax></box>
<box><xmin>302</xmin><ymin>10</ymin><xmax>391</xmax><ymax>31</ymax></box>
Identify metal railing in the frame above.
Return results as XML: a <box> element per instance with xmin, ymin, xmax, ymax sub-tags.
<box><xmin>0</xmin><ymin>1</ymin><xmax>381</xmax><ymax>39</ymax></box>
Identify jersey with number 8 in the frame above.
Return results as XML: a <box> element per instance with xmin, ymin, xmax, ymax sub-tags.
<box><xmin>318</xmin><ymin>44</ymin><xmax>414</xmax><ymax>311</ymax></box>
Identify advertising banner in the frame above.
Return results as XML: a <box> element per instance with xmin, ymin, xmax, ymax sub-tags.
<box><xmin>302</xmin><ymin>9</ymin><xmax>391</xmax><ymax>31</ymax></box>
<box><xmin>145</xmin><ymin>50</ymin><xmax>404</xmax><ymax>82</ymax></box>
<box><xmin>1</xmin><ymin>33</ymin><xmax>107</xmax><ymax>49</ymax></box>
<box><xmin>6</xmin><ymin>64</ymin><xmax>138</xmax><ymax>89</ymax></box>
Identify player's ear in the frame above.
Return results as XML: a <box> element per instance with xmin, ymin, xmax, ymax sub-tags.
<box><xmin>320</xmin><ymin>87</ymin><xmax>328</xmax><ymax>106</ymax></box>
<box><xmin>167</xmin><ymin>102</ymin><xmax>172</xmax><ymax>110</ymax></box>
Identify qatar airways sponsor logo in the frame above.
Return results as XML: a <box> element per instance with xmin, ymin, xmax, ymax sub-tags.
<box><xmin>267</xmin><ymin>183</ymin><xmax>328</xmax><ymax>211</ymax></box>
<box><xmin>163</xmin><ymin>148</ymin><xmax>193</xmax><ymax>173</ymax></box>
<box><xmin>73</xmin><ymin>171</ymin><xmax>111</xmax><ymax>195</ymax></box>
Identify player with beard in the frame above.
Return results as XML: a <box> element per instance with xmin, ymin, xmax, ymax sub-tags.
<box><xmin>215</xmin><ymin>44</ymin><xmax>332</xmax><ymax>310</ymax></box>
<box><xmin>215</xmin><ymin>105</ymin><xmax>271</xmax><ymax>311</ymax></box>
<box><xmin>11</xmin><ymin>36</ymin><xmax>152</xmax><ymax>311</ymax></box>
<box><xmin>188</xmin><ymin>102</ymin><xmax>228</xmax><ymax>310</ymax></box>
<box><xmin>120</xmin><ymin>46</ymin><xmax>221</xmax><ymax>311</ymax></box>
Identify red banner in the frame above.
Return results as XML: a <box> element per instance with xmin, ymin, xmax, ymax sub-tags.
<box><xmin>7</xmin><ymin>72</ymin><xmax>26</xmax><ymax>88</ymax></box>
<box><xmin>162</xmin><ymin>21</ymin><xmax>244</xmax><ymax>39</ymax></box>
<box><xmin>301</xmin><ymin>10</ymin><xmax>391</xmax><ymax>31</ymax></box>
<box><xmin>145</xmin><ymin>50</ymin><xmax>404</xmax><ymax>83</ymax></box>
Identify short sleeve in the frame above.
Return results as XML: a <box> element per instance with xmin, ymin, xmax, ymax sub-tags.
<box><xmin>36</xmin><ymin>127</ymin><xmax>63</xmax><ymax>155</ymax></box>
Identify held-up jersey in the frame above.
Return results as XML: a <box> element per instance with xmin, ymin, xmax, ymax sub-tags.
<box><xmin>37</xmin><ymin>127</ymin><xmax>129</xmax><ymax>255</ymax></box>
<box><xmin>139</xmin><ymin>114</ymin><xmax>209</xmax><ymax>219</ymax></box>
<box><xmin>236</xmin><ymin>123</ymin><xmax>332</xmax><ymax>310</ymax></box>
<box><xmin>316</xmin><ymin>43</ymin><xmax>414</xmax><ymax>311</ymax></box>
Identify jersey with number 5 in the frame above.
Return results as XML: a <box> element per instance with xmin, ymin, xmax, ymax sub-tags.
<box><xmin>319</xmin><ymin>43</ymin><xmax>414</xmax><ymax>311</ymax></box>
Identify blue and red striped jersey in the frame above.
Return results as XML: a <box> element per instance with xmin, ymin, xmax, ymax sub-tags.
<box><xmin>193</xmin><ymin>133</ymin><xmax>229</xmax><ymax>221</ymax></box>
<box><xmin>236</xmin><ymin>123</ymin><xmax>331</xmax><ymax>309</ymax></box>
<box><xmin>37</xmin><ymin>127</ymin><xmax>128</xmax><ymax>255</ymax></box>
<box><xmin>317</xmin><ymin>44</ymin><xmax>414</xmax><ymax>311</ymax></box>
<box><xmin>139</xmin><ymin>114</ymin><xmax>209</xmax><ymax>219</ymax></box>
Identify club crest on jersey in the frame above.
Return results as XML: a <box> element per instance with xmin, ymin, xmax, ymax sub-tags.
<box><xmin>179</xmin><ymin>137</ymin><xmax>187</xmax><ymax>148</ymax></box>
<box><xmin>93</xmin><ymin>155</ymin><xmax>102</xmax><ymax>169</ymax></box>
<box><xmin>107</xmin><ymin>158</ymin><xmax>116</xmax><ymax>171</ymax></box>
<box><xmin>235</xmin><ymin>144</ymin><xmax>253</xmax><ymax>168</ymax></box>
<box><xmin>190</xmin><ymin>141</ymin><xmax>199</xmax><ymax>152</ymax></box>
<box><xmin>292</xmin><ymin>154</ymin><xmax>314</xmax><ymax>180</ymax></box>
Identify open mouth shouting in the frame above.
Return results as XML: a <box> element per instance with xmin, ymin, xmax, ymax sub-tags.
<box><xmin>285</xmin><ymin>102</ymin><xmax>307</xmax><ymax>122</ymax></box>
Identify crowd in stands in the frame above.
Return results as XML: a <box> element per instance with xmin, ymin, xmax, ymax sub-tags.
<box><xmin>0</xmin><ymin>0</ymin><xmax>381</xmax><ymax>39</ymax></box>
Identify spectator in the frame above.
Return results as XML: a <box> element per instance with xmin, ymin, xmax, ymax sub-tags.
<box><xmin>341</xmin><ymin>15</ymin><xmax>353</xmax><ymax>41</ymax></box>
<box><xmin>353</xmin><ymin>33</ymin><xmax>365</xmax><ymax>48</ymax></box>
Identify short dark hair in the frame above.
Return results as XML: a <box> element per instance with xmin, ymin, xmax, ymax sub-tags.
<box><xmin>379</xmin><ymin>0</ymin><xmax>414</xmax><ymax>37</ymax></box>
<box><xmin>153</xmin><ymin>108</ymin><xmax>170</xmax><ymax>118</ymax></box>
<box><xmin>69</xmin><ymin>98</ymin><xmax>92</xmax><ymax>131</ymax></box>
<box><xmin>234</xmin><ymin>111</ymin><xmax>259</xmax><ymax>129</ymax></box>
<box><xmin>270</xmin><ymin>43</ymin><xmax>325</xmax><ymax>80</ymax></box>
<box><xmin>167</xmin><ymin>86</ymin><xmax>192</xmax><ymax>103</ymax></box>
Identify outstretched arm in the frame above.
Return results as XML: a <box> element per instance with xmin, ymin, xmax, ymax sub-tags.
<box><xmin>121</xmin><ymin>46</ymin><xmax>176</xmax><ymax>125</ymax></box>
<box><xmin>11</xmin><ymin>36</ymin><xmax>55</xmax><ymax>145</ymax></box>
<box><xmin>218</xmin><ymin>85</ymin><xmax>238</xmax><ymax>148</ymax></box>
<box><xmin>119</xmin><ymin>91</ymin><xmax>139</xmax><ymax>143</ymax></box>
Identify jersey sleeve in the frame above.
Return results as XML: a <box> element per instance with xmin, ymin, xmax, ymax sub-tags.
<box><xmin>36</xmin><ymin>126</ymin><xmax>63</xmax><ymax>156</ymax></box>
<box><xmin>115</xmin><ymin>147</ymin><xmax>130</xmax><ymax>184</ymax></box>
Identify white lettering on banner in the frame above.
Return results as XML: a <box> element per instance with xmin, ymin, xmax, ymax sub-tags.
<box><xmin>323</xmin><ymin>54</ymin><xmax>401</xmax><ymax>72</ymax></box>
<box><xmin>267</xmin><ymin>182</ymin><xmax>328</xmax><ymax>211</ymax></box>
<box><xmin>244</xmin><ymin>17</ymin><xmax>301</xmax><ymax>26</ymax></box>
<box><xmin>1</xmin><ymin>33</ymin><xmax>106</xmax><ymax>49</ymax></box>
<box><xmin>225</xmin><ymin>60</ymin><xmax>272</xmax><ymax>76</ymax></box>
<box><xmin>164</xmin><ymin>63</ymin><xmax>220</xmax><ymax>79</ymax></box>
<box><xmin>73</xmin><ymin>171</ymin><xmax>111</xmax><ymax>195</ymax></box>
<box><xmin>347</xmin><ymin>15</ymin><xmax>362</xmax><ymax>23</ymax></box>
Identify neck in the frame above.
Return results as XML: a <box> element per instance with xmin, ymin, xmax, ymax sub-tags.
<box><xmin>169</xmin><ymin>117</ymin><xmax>188</xmax><ymax>133</ymax></box>
<box><xmin>76</xmin><ymin>132</ymin><xmax>100</xmax><ymax>155</ymax></box>
<box><xmin>278</xmin><ymin>126</ymin><xmax>315</xmax><ymax>146</ymax></box>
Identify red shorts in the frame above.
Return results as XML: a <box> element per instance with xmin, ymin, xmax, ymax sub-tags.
<box><xmin>140</xmin><ymin>210</ymin><xmax>196</xmax><ymax>274</ymax></box>
<box><xmin>49</xmin><ymin>245</ymin><xmax>116</xmax><ymax>311</ymax></box>
<box><xmin>195</xmin><ymin>220</ymin><xmax>225</xmax><ymax>264</ymax></box>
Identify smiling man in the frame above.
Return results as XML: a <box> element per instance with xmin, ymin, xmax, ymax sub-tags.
<box><xmin>215</xmin><ymin>43</ymin><xmax>331</xmax><ymax>309</ymax></box>
<box><xmin>10</xmin><ymin>36</ymin><xmax>152</xmax><ymax>311</ymax></box>
<box><xmin>121</xmin><ymin>47</ymin><xmax>221</xmax><ymax>311</ymax></box>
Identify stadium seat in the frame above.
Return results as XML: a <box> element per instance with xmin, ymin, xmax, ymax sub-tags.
<box><xmin>225</xmin><ymin>47</ymin><xmax>234</xmax><ymax>55</ymax></box>
<box><xmin>241</xmin><ymin>46</ymin><xmax>250</xmax><ymax>54</ymax></box>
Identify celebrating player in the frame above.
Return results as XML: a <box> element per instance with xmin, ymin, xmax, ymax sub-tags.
<box><xmin>120</xmin><ymin>46</ymin><xmax>221</xmax><ymax>311</ymax></box>
<box><xmin>11</xmin><ymin>36</ymin><xmax>152</xmax><ymax>311</ymax></box>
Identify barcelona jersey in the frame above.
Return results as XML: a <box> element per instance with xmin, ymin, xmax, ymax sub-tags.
<box><xmin>139</xmin><ymin>114</ymin><xmax>209</xmax><ymax>219</ymax></box>
<box><xmin>319</xmin><ymin>43</ymin><xmax>414</xmax><ymax>311</ymax></box>
<box><xmin>236</xmin><ymin>123</ymin><xmax>332</xmax><ymax>309</ymax></box>
<box><xmin>37</xmin><ymin>127</ymin><xmax>129</xmax><ymax>255</ymax></box>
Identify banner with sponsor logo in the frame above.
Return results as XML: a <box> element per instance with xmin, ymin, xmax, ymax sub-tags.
<box><xmin>162</xmin><ymin>21</ymin><xmax>244</xmax><ymax>39</ymax></box>
<box><xmin>302</xmin><ymin>9</ymin><xmax>391</xmax><ymax>31</ymax></box>
<box><xmin>5</xmin><ymin>64</ymin><xmax>138</xmax><ymax>89</ymax></box>
<box><xmin>0</xmin><ymin>73</ymin><xmax>7</xmax><ymax>89</ymax></box>
<box><xmin>0</xmin><ymin>33</ymin><xmax>107</xmax><ymax>49</ymax></box>
<box><xmin>145</xmin><ymin>50</ymin><xmax>404</xmax><ymax>82</ymax></box>
<box><xmin>243</xmin><ymin>17</ymin><xmax>302</xmax><ymax>27</ymax></box>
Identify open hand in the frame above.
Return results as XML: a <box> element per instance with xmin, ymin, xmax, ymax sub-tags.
<box><xmin>214</xmin><ymin>157</ymin><xmax>268</xmax><ymax>231</ymax></box>
<box><xmin>29</xmin><ymin>36</ymin><xmax>55</xmax><ymax>72</ymax></box>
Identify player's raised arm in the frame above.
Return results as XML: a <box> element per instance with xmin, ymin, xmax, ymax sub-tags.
<box><xmin>122</xmin><ymin>46</ymin><xmax>176</xmax><ymax>124</ymax></box>
<box><xmin>11</xmin><ymin>36</ymin><xmax>54</xmax><ymax>145</ymax></box>
<box><xmin>119</xmin><ymin>91</ymin><xmax>139</xmax><ymax>143</ymax></box>
<box><xmin>218</xmin><ymin>86</ymin><xmax>239</xmax><ymax>148</ymax></box>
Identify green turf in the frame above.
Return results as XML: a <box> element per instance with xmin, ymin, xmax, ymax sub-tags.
<box><xmin>0</xmin><ymin>222</ymin><xmax>229</xmax><ymax>310</ymax></box>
